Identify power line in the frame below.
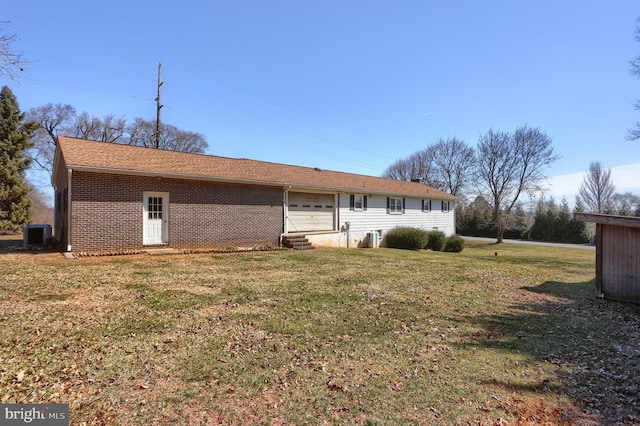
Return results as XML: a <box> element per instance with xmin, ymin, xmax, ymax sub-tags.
<box><xmin>15</xmin><ymin>76</ymin><xmax>154</xmax><ymax>103</ymax></box>
<box><xmin>12</xmin><ymin>51</ymin><xmax>393</xmax><ymax>173</ymax></box>
<box><xmin>172</xmin><ymin>67</ymin><xmax>395</xmax><ymax>161</ymax></box>
<box><xmin>160</xmin><ymin>103</ymin><xmax>387</xmax><ymax>173</ymax></box>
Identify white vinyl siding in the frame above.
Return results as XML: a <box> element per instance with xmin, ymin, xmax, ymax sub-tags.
<box><xmin>287</xmin><ymin>192</ymin><xmax>335</xmax><ymax>232</ymax></box>
<box><xmin>340</xmin><ymin>194</ymin><xmax>455</xmax><ymax>236</ymax></box>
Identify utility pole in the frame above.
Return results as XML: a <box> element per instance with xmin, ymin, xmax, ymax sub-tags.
<box><xmin>155</xmin><ymin>62</ymin><xmax>163</xmax><ymax>149</ymax></box>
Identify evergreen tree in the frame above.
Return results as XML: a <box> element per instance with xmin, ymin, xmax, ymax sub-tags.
<box><xmin>530</xmin><ymin>197</ymin><xmax>589</xmax><ymax>244</ymax></box>
<box><xmin>574</xmin><ymin>196</ymin><xmax>594</xmax><ymax>242</ymax></box>
<box><xmin>531</xmin><ymin>198</ymin><xmax>551</xmax><ymax>241</ymax></box>
<box><xmin>0</xmin><ymin>86</ymin><xmax>36</xmax><ymax>232</ymax></box>
<box><xmin>557</xmin><ymin>198</ymin><xmax>572</xmax><ymax>242</ymax></box>
<box><xmin>504</xmin><ymin>203</ymin><xmax>528</xmax><ymax>239</ymax></box>
<box><xmin>544</xmin><ymin>197</ymin><xmax>559</xmax><ymax>241</ymax></box>
<box><xmin>568</xmin><ymin>207</ymin><xmax>590</xmax><ymax>244</ymax></box>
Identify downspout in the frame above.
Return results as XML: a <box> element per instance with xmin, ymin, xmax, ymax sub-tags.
<box><xmin>52</xmin><ymin>185</ymin><xmax>57</xmax><ymax>243</ymax></box>
<box><xmin>452</xmin><ymin>200</ymin><xmax>456</xmax><ymax>236</ymax></box>
<box><xmin>66</xmin><ymin>168</ymin><xmax>72</xmax><ymax>252</ymax></box>
<box><xmin>281</xmin><ymin>187</ymin><xmax>290</xmax><ymax>245</ymax></box>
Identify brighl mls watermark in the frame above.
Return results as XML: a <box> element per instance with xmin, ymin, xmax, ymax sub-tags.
<box><xmin>1</xmin><ymin>404</ymin><xmax>68</xmax><ymax>425</ymax></box>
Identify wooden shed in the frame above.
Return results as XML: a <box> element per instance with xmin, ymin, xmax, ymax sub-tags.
<box><xmin>574</xmin><ymin>213</ymin><xmax>640</xmax><ymax>303</ymax></box>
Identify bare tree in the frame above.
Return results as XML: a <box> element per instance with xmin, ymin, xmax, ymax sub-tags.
<box><xmin>27</xmin><ymin>106</ymin><xmax>127</xmax><ymax>176</ymax></box>
<box><xmin>125</xmin><ymin>117</ymin><xmax>157</xmax><ymax>148</ymax></box>
<box><xmin>28</xmin><ymin>185</ymin><xmax>53</xmax><ymax>224</ymax></box>
<box><xmin>382</xmin><ymin>137</ymin><xmax>474</xmax><ymax>196</ymax></box>
<box><xmin>125</xmin><ymin>118</ymin><xmax>207</xmax><ymax>153</ymax></box>
<box><xmin>68</xmin><ymin>112</ymin><xmax>126</xmax><ymax>142</ymax></box>
<box><xmin>25</xmin><ymin>103</ymin><xmax>76</xmax><ymax>177</ymax></box>
<box><xmin>629</xmin><ymin>18</ymin><xmax>640</xmax><ymax>140</ymax></box>
<box><xmin>0</xmin><ymin>21</ymin><xmax>26</xmax><ymax>79</ymax></box>
<box><xmin>382</xmin><ymin>149</ymin><xmax>435</xmax><ymax>182</ymax></box>
<box><xmin>162</xmin><ymin>125</ymin><xmax>208</xmax><ymax>153</ymax></box>
<box><xmin>475</xmin><ymin>125</ymin><xmax>558</xmax><ymax>243</ymax></box>
<box><xmin>27</xmin><ymin>105</ymin><xmax>208</xmax><ymax>178</ymax></box>
<box><xmin>610</xmin><ymin>192</ymin><xmax>640</xmax><ymax>216</ymax></box>
<box><xmin>576</xmin><ymin>162</ymin><xmax>616</xmax><ymax>213</ymax></box>
<box><xmin>429</xmin><ymin>137</ymin><xmax>475</xmax><ymax>196</ymax></box>
<box><xmin>382</xmin><ymin>158</ymin><xmax>414</xmax><ymax>181</ymax></box>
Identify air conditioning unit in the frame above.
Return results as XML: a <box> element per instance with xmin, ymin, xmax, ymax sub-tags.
<box><xmin>24</xmin><ymin>224</ymin><xmax>52</xmax><ymax>246</ymax></box>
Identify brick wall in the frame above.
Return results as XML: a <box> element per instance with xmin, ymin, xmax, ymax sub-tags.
<box><xmin>69</xmin><ymin>171</ymin><xmax>284</xmax><ymax>252</ymax></box>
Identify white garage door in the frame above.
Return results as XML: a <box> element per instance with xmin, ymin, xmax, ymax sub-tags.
<box><xmin>287</xmin><ymin>192</ymin><xmax>335</xmax><ymax>232</ymax></box>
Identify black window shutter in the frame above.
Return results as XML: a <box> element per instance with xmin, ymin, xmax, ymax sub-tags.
<box><xmin>349</xmin><ymin>194</ymin><xmax>354</xmax><ymax>210</ymax></box>
<box><xmin>386</xmin><ymin>197</ymin><xmax>390</xmax><ymax>213</ymax></box>
<box><xmin>421</xmin><ymin>199</ymin><xmax>425</xmax><ymax>212</ymax></box>
<box><xmin>402</xmin><ymin>198</ymin><xmax>405</xmax><ymax>213</ymax></box>
<box><xmin>363</xmin><ymin>196</ymin><xmax>368</xmax><ymax>211</ymax></box>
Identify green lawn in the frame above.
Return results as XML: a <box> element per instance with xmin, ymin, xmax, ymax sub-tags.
<box><xmin>0</xmin><ymin>241</ymin><xmax>637</xmax><ymax>424</ymax></box>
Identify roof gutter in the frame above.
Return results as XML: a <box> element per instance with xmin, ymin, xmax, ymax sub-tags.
<box><xmin>65</xmin><ymin>164</ymin><xmax>456</xmax><ymax>200</ymax></box>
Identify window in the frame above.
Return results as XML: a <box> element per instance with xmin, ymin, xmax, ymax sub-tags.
<box><xmin>148</xmin><ymin>196</ymin><xmax>163</xmax><ymax>220</ymax></box>
<box><xmin>354</xmin><ymin>195</ymin><xmax>363</xmax><ymax>210</ymax></box>
<box><xmin>349</xmin><ymin>194</ymin><xmax>367</xmax><ymax>211</ymax></box>
<box><xmin>422</xmin><ymin>199</ymin><xmax>432</xmax><ymax>213</ymax></box>
<box><xmin>387</xmin><ymin>197</ymin><xmax>404</xmax><ymax>214</ymax></box>
<box><xmin>441</xmin><ymin>201</ymin><xmax>450</xmax><ymax>212</ymax></box>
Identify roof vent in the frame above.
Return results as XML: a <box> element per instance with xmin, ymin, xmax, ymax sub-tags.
<box><xmin>314</xmin><ymin>167</ymin><xmax>323</xmax><ymax>172</ymax></box>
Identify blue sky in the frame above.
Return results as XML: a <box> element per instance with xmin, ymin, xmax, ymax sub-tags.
<box><xmin>3</xmin><ymin>1</ymin><xmax>640</xmax><ymax>202</ymax></box>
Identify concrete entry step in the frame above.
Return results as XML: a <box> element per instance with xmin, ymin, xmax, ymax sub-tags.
<box><xmin>282</xmin><ymin>235</ymin><xmax>314</xmax><ymax>250</ymax></box>
<box><xmin>144</xmin><ymin>248</ymin><xmax>183</xmax><ymax>256</ymax></box>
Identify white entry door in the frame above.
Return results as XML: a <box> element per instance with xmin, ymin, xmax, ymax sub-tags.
<box><xmin>143</xmin><ymin>192</ymin><xmax>169</xmax><ymax>245</ymax></box>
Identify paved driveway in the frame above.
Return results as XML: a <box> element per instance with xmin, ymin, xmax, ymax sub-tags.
<box><xmin>461</xmin><ymin>236</ymin><xmax>595</xmax><ymax>250</ymax></box>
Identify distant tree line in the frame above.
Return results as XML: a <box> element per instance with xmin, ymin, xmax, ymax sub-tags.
<box><xmin>607</xmin><ymin>192</ymin><xmax>640</xmax><ymax>216</ymax></box>
<box><xmin>530</xmin><ymin>198</ymin><xmax>590</xmax><ymax>244</ymax></box>
<box><xmin>385</xmin><ymin>134</ymin><xmax>639</xmax><ymax>244</ymax></box>
<box><xmin>455</xmin><ymin>196</ymin><xmax>529</xmax><ymax>240</ymax></box>
<box><xmin>455</xmin><ymin>196</ymin><xmax>592</xmax><ymax>244</ymax></box>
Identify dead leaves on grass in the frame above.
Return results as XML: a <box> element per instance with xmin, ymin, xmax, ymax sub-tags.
<box><xmin>1</xmin><ymin>246</ymin><xmax>634</xmax><ymax>424</ymax></box>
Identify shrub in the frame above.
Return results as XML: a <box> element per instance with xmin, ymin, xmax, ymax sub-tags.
<box><xmin>425</xmin><ymin>230</ymin><xmax>446</xmax><ymax>251</ymax></box>
<box><xmin>443</xmin><ymin>234</ymin><xmax>465</xmax><ymax>253</ymax></box>
<box><xmin>384</xmin><ymin>227</ymin><xmax>429</xmax><ymax>250</ymax></box>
